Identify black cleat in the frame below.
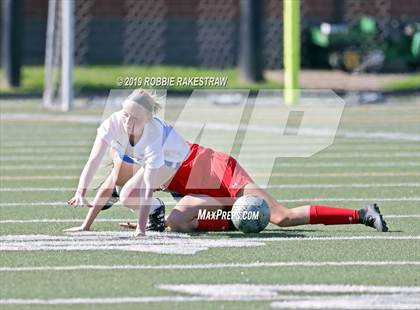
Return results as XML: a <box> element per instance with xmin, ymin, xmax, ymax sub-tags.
<box><xmin>358</xmin><ymin>203</ymin><xmax>388</xmax><ymax>232</ymax></box>
<box><xmin>101</xmin><ymin>188</ymin><xmax>119</xmax><ymax>211</ymax></box>
<box><xmin>146</xmin><ymin>198</ymin><xmax>166</xmax><ymax>232</ymax></box>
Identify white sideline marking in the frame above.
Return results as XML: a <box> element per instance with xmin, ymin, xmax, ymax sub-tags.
<box><xmin>1</xmin><ymin>183</ymin><xmax>419</xmax><ymax>192</ymax></box>
<box><xmin>161</xmin><ymin>283</ymin><xmax>420</xmax><ymax>295</ymax></box>
<box><xmin>1</xmin><ymin>172</ymin><xmax>419</xmax><ymax>180</ymax></box>
<box><xmin>270</xmin><ymin>296</ymin><xmax>419</xmax><ymax>310</ymax></box>
<box><xmin>162</xmin><ymin>284</ymin><xmax>420</xmax><ymax>309</ymax></box>
<box><xmin>1</xmin><ymin>162</ymin><xmax>418</xmax><ymax>170</ymax></box>
<box><xmin>1</xmin><ymin>197</ymin><xmax>419</xmax><ymax>207</ymax></box>
<box><xmin>0</xmin><ymin>214</ymin><xmax>417</xmax><ymax>224</ymax></box>
<box><xmin>2</xmin><ymin>113</ymin><xmax>420</xmax><ymax>141</ymax></box>
<box><xmin>0</xmin><ymin>232</ymin><xmax>265</xmax><ymax>255</ymax></box>
<box><xmin>1</xmin><ymin>261</ymin><xmax>419</xmax><ymax>272</ymax></box>
<box><xmin>1</xmin><ymin>284</ymin><xmax>419</xmax><ymax>305</ymax></box>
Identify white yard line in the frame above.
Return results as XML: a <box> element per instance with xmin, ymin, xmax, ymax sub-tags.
<box><xmin>0</xmin><ymin>156</ymin><xmax>87</xmax><ymax>161</ymax></box>
<box><xmin>266</xmin><ymin>183</ymin><xmax>420</xmax><ymax>189</ymax></box>
<box><xmin>1</xmin><ymin>152</ymin><xmax>419</xmax><ymax>161</ymax></box>
<box><xmin>162</xmin><ymin>284</ymin><xmax>420</xmax><ymax>310</ymax></box>
<box><xmin>0</xmin><ymin>176</ymin><xmax>79</xmax><ymax>180</ymax></box>
<box><xmin>2</xmin><ymin>284</ymin><xmax>419</xmax><ymax>306</ymax></box>
<box><xmin>1</xmin><ymin>197</ymin><xmax>419</xmax><ymax>207</ymax></box>
<box><xmin>1</xmin><ymin>162</ymin><xmax>419</xmax><ymax>170</ymax></box>
<box><xmin>384</xmin><ymin>215</ymin><xmax>420</xmax><ymax>218</ymax></box>
<box><xmin>260</xmin><ymin>172</ymin><xmax>420</xmax><ymax>177</ymax></box>
<box><xmin>1</xmin><ymin>147</ymin><xmax>419</xmax><ymax>157</ymax></box>
<box><xmin>1</xmin><ymin>183</ymin><xmax>418</xmax><ymax>192</ymax></box>
<box><xmin>0</xmin><ymin>219</ymin><xmax>130</xmax><ymax>224</ymax></box>
<box><xmin>243</xmin><ymin>162</ymin><xmax>420</xmax><ymax>168</ymax></box>
<box><xmin>1</xmin><ymin>142</ymin><xmax>92</xmax><ymax>147</ymax></box>
<box><xmin>238</xmin><ymin>152</ymin><xmax>420</xmax><ymax>159</ymax></box>
<box><xmin>0</xmin><ymin>297</ymin><xmax>225</xmax><ymax>305</ymax></box>
<box><xmin>270</xmin><ymin>297</ymin><xmax>419</xmax><ymax>310</ymax></box>
<box><xmin>0</xmin><ymin>187</ymin><xmax>77</xmax><ymax>192</ymax></box>
<box><xmin>1</xmin><ymin>172</ymin><xmax>419</xmax><ymax>180</ymax></box>
<box><xmin>0</xmin><ymin>233</ymin><xmax>419</xmax><ymax>255</ymax></box>
<box><xmin>0</xmin><ymin>148</ymin><xmax>88</xmax><ymax>154</ymax></box>
<box><xmin>0</xmin><ymin>165</ymin><xmax>83</xmax><ymax>170</ymax></box>
<box><xmin>0</xmin><ymin>261</ymin><xmax>419</xmax><ymax>272</ymax></box>
<box><xmin>160</xmin><ymin>283</ymin><xmax>420</xmax><ymax>295</ymax></box>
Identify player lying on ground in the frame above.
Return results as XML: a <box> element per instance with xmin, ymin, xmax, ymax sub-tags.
<box><xmin>66</xmin><ymin>90</ymin><xmax>388</xmax><ymax>236</ymax></box>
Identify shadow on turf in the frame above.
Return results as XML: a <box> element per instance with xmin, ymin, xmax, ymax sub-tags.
<box><xmin>190</xmin><ymin>228</ymin><xmax>317</xmax><ymax>238</ymax></box>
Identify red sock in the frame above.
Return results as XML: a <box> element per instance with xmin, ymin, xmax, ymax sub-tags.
<box><xmin>197</xmin><ymin>218</ymin><xmax>231</xmax><ymax>231</ymax></box>
<box><xmin>310</xmin><ymin>205</ymin><xmax>359</xmax><ymax>225</ymax></box>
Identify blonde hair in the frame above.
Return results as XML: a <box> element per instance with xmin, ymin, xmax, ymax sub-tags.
<box><xmin>127</xmin><ymin>89</ymin><xmax>162</xmax><ymax>114</ymax></box>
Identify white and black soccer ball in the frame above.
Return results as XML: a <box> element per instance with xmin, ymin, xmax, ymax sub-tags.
<box><xmin>231</xmin><ymin>195</ymin><xmax>270</xmax><ymax>233</ymax></box>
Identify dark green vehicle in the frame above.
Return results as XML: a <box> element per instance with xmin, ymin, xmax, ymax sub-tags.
<box><xmin>304</xmin><ymin>16</ymin><xmax>420</xmax><ymax>72</ymax></box>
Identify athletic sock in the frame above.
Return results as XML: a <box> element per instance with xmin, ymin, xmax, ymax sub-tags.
<box><xmin>309</xmin><ymin>205</ymin><xmax>360</xmax><ymax>225</ymax></box>
<box><xmin>149</xmin><ymin>197</ymin><xmax>163</xmax><ymax>214</ymax></box>
<box><xmin>197</xmin><ymin>218</ymin><xmax>231</xmax><ymax>231</ymax></box>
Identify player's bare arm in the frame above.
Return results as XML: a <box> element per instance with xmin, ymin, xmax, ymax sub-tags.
<box><xmin>67</xmin><ymin>135</ymin><xmax>108</xmax><ymax>208</ymax></box>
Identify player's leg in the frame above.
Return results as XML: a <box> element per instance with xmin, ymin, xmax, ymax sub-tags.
<box><xmin>109</xmin><ymin>148</ymin><xmax>140</xmax><ymax>187</ymax></box>
<box><xmin>96</xmin><ymin>148</ymin><xmax>141</xmax><ymax>210</ymax></box>
<box><xmin>118</xmin><ymin>163</ymin><xmax>176</xmax><ymax>211</ymax></box>
<box><xmin>166</xmin><ymin>195</ymin><xmax>230</xmax><ymax>232</ymax></box>
<box><xmin>240</xmin><ymin>183</ymin><xmax>310</xmax><ymax>226</ymax></box>
<box><xmin>116</xmin><ymin>157</ymin><xmax>178</xmax><ymax>231</ymax></box>
<box><xmin>239</xmin><ymin>183</ymin><xmax>388</xmax><ymax>231</ymax></box>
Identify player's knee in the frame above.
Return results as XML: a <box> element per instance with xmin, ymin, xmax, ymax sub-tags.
<box><xmin>118</xmin><ymin>187</ymin><xmax>135</xmax><ymax>208</ymax></box>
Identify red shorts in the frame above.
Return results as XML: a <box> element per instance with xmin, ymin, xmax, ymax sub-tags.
<box><xmin>166</xmin><ymin>144</ymin><xmax>253</xmax><ymax>202</ymax></box>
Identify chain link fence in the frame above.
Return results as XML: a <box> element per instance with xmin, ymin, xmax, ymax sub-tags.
<box><xmin>26</xmin><ymin>0</ymin><xmax>419</xmax><ymax>70</ymax></box>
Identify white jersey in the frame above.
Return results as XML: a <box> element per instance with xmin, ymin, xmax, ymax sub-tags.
<box><xmin>97</xmin><ymin>112</ymin><xmax>190</xmax><ymax>169</ymax></box>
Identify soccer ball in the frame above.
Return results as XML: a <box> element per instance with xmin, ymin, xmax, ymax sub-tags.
<box><xmin>231</xmin><ymin>195</ymin><xmax>270</xmax><ymax>233</ymax></box>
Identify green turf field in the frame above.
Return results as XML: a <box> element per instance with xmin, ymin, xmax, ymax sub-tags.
<box><xmin>0</xmin><ymin>96</ymin><xmax>419</xmax><ymax>309</ymax></box>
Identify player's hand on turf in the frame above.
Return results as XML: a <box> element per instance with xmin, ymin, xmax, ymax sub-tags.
<box><xmin>67</xmin><ymin>193</ymin><xmax>92</xmax><ymax>208</ymax></box>
<box><xmin>119</xmin><ymin>222</ymin><xmax>137</xmax><ymax>230</ymax></box>
<box><xmin>63</xmin><ymin>226</ymin><xmax>89</xmax><ymax>232</ymax></box>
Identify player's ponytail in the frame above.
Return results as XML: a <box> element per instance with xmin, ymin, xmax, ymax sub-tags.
<box><xmin>127</xmin><ymin>89</ymin><xmax>162</xmax><ymax>114</ymax></box>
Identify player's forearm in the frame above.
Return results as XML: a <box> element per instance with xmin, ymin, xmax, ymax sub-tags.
<box><xmin>137</xmin><ymin>188</ymin><xmax>153</xmax><ymax>233</ymax></box>
<box><xmin>82</xmin><ymin>172</ymin><xmax>116</xmax><ymax>229</ymax></box>
<box><xmin>76</xmin><ymin>158</ymin><xmax>101</xmax><ymax>195</ymax></box>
